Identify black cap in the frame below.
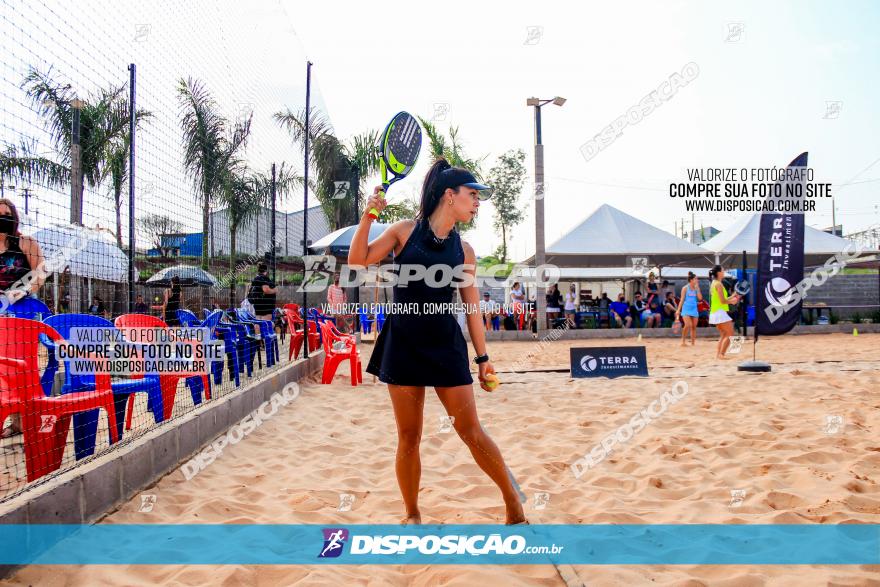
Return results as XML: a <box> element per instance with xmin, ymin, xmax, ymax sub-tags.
<box><xmin>437</xmin><ymin>168</ymin><xmax>493</xmax><ymax>200</ymax></box>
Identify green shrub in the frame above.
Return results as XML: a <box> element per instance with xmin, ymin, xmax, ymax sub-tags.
<box><xmin>829</xmin><ymin>312</ymin><xmax>839</xmax><ymax>325</ymax></box>
<box><xmin>850</xmin><ymin>312</ymin><xmax>862</xmax><ymax>324</ymax></box>
<box><xmin>872</xmin><ymin>309</ymin><xmax>880</xmax><ymax>324</ymax></box>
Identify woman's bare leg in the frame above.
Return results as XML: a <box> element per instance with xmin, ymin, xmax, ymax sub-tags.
<box><xmin>716</xmin><ymin>322</ymin><xmax>733</xmax><ymax>358</ymax></box>
<box><xmin>435</xmin><ymin>385</ymin><xmax>526</xmax><ymax>524</ymax></box>
<box><xmin>388</xmin><ymin>385</ymin><xmax>426</xmax><ymax>523</ymax></box>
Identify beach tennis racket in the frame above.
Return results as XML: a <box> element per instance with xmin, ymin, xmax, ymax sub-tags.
<box><xmin>367</xmin><ymin>111</ymin><xmax>422</xmax><ymax>220</ymax></box>
<box><xmin>734</xmin><ymin>280</ymin><xmax>751</xmax><ymax>297</ymax></box>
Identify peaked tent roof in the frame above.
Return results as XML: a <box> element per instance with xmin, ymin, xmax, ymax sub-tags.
<box><xmin>523</xmin><ymin>204</ymin><xmax>710</xmax><ymax>267</ymax></box>
<box><xmin>701</xmin><ymin>213</ymin><xmax>864</xmax><ymax>265</ymax></box>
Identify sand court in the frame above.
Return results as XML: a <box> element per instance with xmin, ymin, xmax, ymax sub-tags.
<box><xmin>6</xmin><ymin>333</ymin><xmax>879</xmax><ymax>586</ymax></box>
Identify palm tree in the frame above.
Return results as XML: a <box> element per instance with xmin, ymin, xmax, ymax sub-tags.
<box><xmin>1</xmin><ymin>67</ymin><xmax>142</xmax><ymax>225</ymax></box>
<box><xmin>274</xmin><ymin>108</ymin><xmax>379</xmax><ymax>231</ymax></box>
<box><xmin>102</xmin><ymin>101</ymin><xmax>152</xmax><ymax>248</ymax></box>
<box><xmin>217</xmin><ymin>169</ymin><xmax>262</xmax><ymax>306</ymax></box>
<box><xmin>418</xmin><ymin>118</ymin><xmax>486</xmax><ymax>175</ymax></box>
<box><xmin>249</xmin><ymin>161</ymin><xmax>305</xmax><ymax>258</ymax></box>
<box><xmin>417</xmin><ymin>118</ymin><xmax>487</xmax><ymax>232</ymax></box>
<box><xmin>177</xmin><ymin>77</ymin><xmax>251</xmax><ymax>269</ymax></box>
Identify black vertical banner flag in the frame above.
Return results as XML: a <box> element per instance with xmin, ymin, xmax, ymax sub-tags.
<box><xmin>755</xmin><ymin>152</ymin><xmax>808</xmax><ymax>335</ymax></box>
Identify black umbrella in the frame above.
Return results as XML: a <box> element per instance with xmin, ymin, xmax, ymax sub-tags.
<box><xmin>146</xmin><ymin>265</ymin><xmax>219</xmax><ymax>287</ymax></box>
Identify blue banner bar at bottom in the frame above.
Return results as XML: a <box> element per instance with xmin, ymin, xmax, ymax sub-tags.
<box><xmin>1</xmin><ymin>524</ymin><xmax>877</xmax><ymax>565</ymax></box>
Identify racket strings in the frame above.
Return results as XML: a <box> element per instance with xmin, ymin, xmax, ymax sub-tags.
<box><xmin>387</xmin><ymin>115</ymin><xmax>421</xmax><ymax>166</ymax></box>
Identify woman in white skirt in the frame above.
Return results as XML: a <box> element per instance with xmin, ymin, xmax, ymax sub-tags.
<box><xmin>708</xmin><ymin>265</ymin><xmax>740</xmax><ymax>359</ymax></box>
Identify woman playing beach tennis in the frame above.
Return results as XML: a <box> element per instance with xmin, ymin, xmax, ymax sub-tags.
<box><xmin>675</xmin><ymin>271</ymin><xmax>702</xmax><ymax>346</ymax></box>
<box><xmin>708</xmin><ymin>265</ymin><xmax>740</xmax><ymax>359</ymax></box>
<box><xmin>348</xmin><ymin>159</ymin><xmax>526</xmax><ymax>525</ymax></box>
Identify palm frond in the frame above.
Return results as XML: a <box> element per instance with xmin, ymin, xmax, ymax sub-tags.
<box><xmin>417</xmin><ymin>117</ymin><xmax>446</xmax><ymax>161</ymax></box>
<box><xmin>273</xmin><ymin>107</ymin><xmax>332</xmax><ymax>155</ymax></box>
<box><xmin>177</xmin><ymin>77</ymin><xmax>226</xmax><ymax>204</ymax></box>
<box><xmin>0</xmin><ymin>139</ymin><xmax>70</xmax><ymax>189</ymax></box>
<box><xmin>20</xmin><ymin>67</ymin><xmax>75</xmax><ymax>161</ymax></box>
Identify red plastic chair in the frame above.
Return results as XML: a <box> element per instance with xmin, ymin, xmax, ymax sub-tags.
<box><xmin>318</xmin><ymin>321</ymin><xmax>361</xmax><ymax>386</ymax></box>
<box><xmin>0</xmin><ymin>317</ymin><xmax>118</xmax><ymax>481</ymax></box>
<box><xmin>283</xmin><ymin>309</ymin><xmax>319</xmax><ymax>360</ymax></box>
<box><xmin>114</xmin><ymin>314</ymin><xmax>211</xmax><ymax>427</ymax></box>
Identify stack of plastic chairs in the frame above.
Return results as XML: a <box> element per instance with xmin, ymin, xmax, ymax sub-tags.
<box><xmin>42</xmin><ymin>313</ymin><xmax>170</xmax><ymax>460</ymax></box>
<box><xmin>234</xmin><ymin>309</ymin><xmax>279</xmax><ymax>367</ymax></box>
<box><xmin>318</xmin><ymin>321</ymin><xmax>361</xmax><ymax>386</ymax></box>
<box><xmin>282</xmin><ymin>308</ymin><xmax>319</xmax><ymax>360</ymax></box>
<box><xmin>218</xmin><ymin>310</ymin><xmax>260</xmax><ymax>377</ymax></box>
<box><xmin>114</xmin><ymin>314</ymin><xmax>211</xmax><ymax>425</ymax></box>
<box><xmin>0</xmin><ymin>317</ymin><xmax>119</xmax><ymax>481</ymax></box>
<box><xmin>358</xmin><ymin>307</ymin><xmax>375</xmax><ymax>334</ymax></box>
<box><xmin>177</xmin><ymin>309</ymin><xmax>228</xmax><ymax>387</ymax></box>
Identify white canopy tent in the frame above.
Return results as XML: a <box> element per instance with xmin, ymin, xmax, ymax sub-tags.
<box><xmin>522</xmin><ymin>204</ymin><xmax>711</xmax><ymax>268</ymax></box>
<box><xmin>701</xmin><ymin>214</ymin><xmax>863</xmax><ymax>266</ymax></box>
<box><xmin>508</xmin><ymin>266</ymin><xmax>711</xmax><ymax>283</ymax></box>
<box><xmin>514</xmin><ymin>204</ymin><xmax>711</xmax><ymax>303</ymax></box>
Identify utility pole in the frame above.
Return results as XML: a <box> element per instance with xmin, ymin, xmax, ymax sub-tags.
<box><xmin>70</xmin><ymin>98</ymin><xmax>84</xmax><ymax>225</ymax></box>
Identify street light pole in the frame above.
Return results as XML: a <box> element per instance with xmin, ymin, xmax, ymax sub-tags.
<box><xmin>527</xmin><ymin>96</ymin><xmax>565</xmax><ymax>337</ymax></box>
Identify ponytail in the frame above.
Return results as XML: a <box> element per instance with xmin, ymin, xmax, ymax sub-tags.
<box><xmin>687</xmin><ymin>271</ymin><xmax>696</xmax><ymax>281</ymax></box>
<box><xmin>416</xmin><ymin>159</ymin><xmax>452</xmax><ymax>221</ymax></box>
<box><xmin>709</xmin><ymin>264</ymin><xmax>722</xmax><ymax>280</ymax></box>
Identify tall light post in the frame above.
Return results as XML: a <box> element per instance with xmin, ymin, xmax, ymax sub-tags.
<box><xmin>69</xmin><ymin>97</ymin><xmax>85</xmax><ymax>225</ymax></box>
<box><xmin>526</xmin><ymin>96</ymin><xmax>565</xmax><ymax>336</ymax></box>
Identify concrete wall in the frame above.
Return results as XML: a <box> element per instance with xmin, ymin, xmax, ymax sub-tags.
<box><xmin>795</xmin><ymin>273</ymin><xmax>880</xmax><ymax>318</ymax></box>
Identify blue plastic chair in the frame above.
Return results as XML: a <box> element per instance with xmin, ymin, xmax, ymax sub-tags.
<box><xmin>42</xmin><ymin>314</ymin><xmax>166</xmax><ymax>460</ymax></box>
<box><xmin>235</xmin><ymin>309</ymin><xmax>279</xmax><ymax>367</ymax></box>
<box><xmin>177</xmin><ymin>309</ymin><xmax>227</xmax><ymax>386</ymax></box>
<box><xmin>358</xmin><ymin>307</ymin><xmax>375</xmax><ymax>334</ymax></box>
<box><xmin>4</xmin><ymin>297</ymin><xmax>52</xmax><ymax>321</ymax></box>
<box><xmin>376</xmin><ymin>305</ymin><xmax>386</xmax><ymax>332</ymax></box>
<box><xmin>218</xmin><ymin>311</ymin><xmax>258</xmax><ymax>377</ymax></box>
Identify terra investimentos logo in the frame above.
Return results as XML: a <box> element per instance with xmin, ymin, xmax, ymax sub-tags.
<box><xmin>579</xmin><ymin>355</ymin><xmax>598</xmax><ymax>372</ymax></box>
<box><xmin>570</xmin><ymin>347</ymin><xmax>649</xmax><ymax>378</ymax></box>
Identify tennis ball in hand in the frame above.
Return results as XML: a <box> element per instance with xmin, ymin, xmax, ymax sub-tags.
<box><xmin>480</xmin><ymin>373</ymin><xmax>500</xmax><ymax>392</ymax></box>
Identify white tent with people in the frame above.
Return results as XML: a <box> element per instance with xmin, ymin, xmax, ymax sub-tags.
<box><xmin>701</xmin><ymin>213</ymin><xmax>862</xmax><ymax>266</ymax></box>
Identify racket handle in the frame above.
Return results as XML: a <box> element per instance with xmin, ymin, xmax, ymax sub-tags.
<box><xmin>367</xmin><ymin>187</ymin><xmax>387</xmax><ymax>220</ymax></box>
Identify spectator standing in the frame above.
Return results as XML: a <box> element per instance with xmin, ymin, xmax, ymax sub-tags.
<box><xmin>545</xmin><ymin>283</ymin><xmax>562</xmax><ymax>328</ymax></box>
<box><xmin>563</xmin><ymin>283</ymin><xmax>578</xmax><ymax>328</ymax></box>
<box><xmin>163</xmin><ymin>276</ymin><xmax>182</xmax><ymax>326</ymax></box>
<box><xmin>133</xmin><ymin>294</ymin><xmax>149</xmax><ymax>314</ymax></box>
<box><xmin>248</xmin><ymin>263</ymin><xmax>278</xmax><ymax>321</ymax></box>
<box><xmin>326</xmin><ymin>274</ymin><xmax>352</xmax><ymax>332</ymax></box>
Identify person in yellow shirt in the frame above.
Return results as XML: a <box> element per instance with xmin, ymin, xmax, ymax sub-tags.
<box><xmin>708</xmin><ymin>265</ymin><xmax>740</xmax><ymax>359</ymax></box>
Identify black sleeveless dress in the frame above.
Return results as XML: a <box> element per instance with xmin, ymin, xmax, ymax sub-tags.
<box><xmin>366</xmin><ymin>218</ymin><xmax>473</xmax><ymax>387</ymax></box>
<box><xmin>0</xmin><ymin>236</ymin><xmax>31</xmax><ymax>291</ymax></box>
<box><xmin>165</xmin><ymin>285</ymin><xmax>181</xmax><ymax>326</ymax></box>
